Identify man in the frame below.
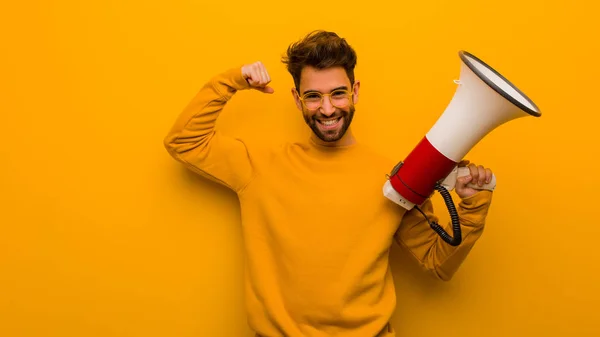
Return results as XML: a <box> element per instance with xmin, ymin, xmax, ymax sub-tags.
<box><xmin>164</xmin><ymin>30</ymin><xmax>494</xmax><ymax>337</ymax></box>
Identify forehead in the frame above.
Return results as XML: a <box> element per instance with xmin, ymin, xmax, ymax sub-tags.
<box><xmin>299</xmin><ymin>66</ymin><xmax>350</xmax><ymax>94</ymax></box>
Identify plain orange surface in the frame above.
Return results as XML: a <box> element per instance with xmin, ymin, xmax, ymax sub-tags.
<box><xmin>1</xmin><ymin>1</ymin><xmax>599</xmax><ymax>336</ymax></box>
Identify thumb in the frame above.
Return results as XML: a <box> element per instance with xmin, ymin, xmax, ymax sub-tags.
<box><xmin>458</xmin><ymin>159</ymin><xmax>470</xmax><ymax>167</ymax></box>
<box><xmin>256</xmin><ymin>86</ymin><xmax>275</xmax><ymax>94</ymax></box>
<box><xmin>457</xmin><ymin>174</ymin><xmax>472</xmax><ymax>187</ymax></box>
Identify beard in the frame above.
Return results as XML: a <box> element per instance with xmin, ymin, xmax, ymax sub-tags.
<box><xmin>304</xmin><ymin>106</ymin><xmax>355</xmax><ymax>143</ymax></box>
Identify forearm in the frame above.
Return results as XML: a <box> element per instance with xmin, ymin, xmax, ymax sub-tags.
<box><xmin>395</xmin><ymin>190</ymin><xmax>493</xmax><ymax>280</ymax></box>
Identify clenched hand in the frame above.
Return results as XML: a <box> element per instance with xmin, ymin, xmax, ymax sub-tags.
<box><xmin>242</xmin><ymin>61</ymin><xmax>274</xmax><ymax>94</ymax></box>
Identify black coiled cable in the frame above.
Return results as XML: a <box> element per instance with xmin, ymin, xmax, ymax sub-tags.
<box><xmin>414</xmin><ymin>182</ymin><xmax>462</xmax><ymax>246</ymax></box>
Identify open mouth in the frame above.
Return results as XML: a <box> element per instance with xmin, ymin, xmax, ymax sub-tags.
<box><xmin>317</xmin><ymin>117</ymin><xmax>342</xmax><ymax>130</ymax></box>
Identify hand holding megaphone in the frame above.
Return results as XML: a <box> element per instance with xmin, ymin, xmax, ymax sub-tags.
<box><xmin>438</xmin><ymin>160</ymin><xmax>496</xmax><ymax>198</ymax></box>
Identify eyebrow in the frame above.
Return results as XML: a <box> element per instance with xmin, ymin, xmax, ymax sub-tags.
<box><xmin>302</xmin><ymin>86</ymin><xmax>348</xmax><ymax>95</ymax></box>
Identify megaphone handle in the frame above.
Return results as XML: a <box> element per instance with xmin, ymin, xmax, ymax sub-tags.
<box><xmin>457</xmin><ymin>166</ymin><xmax>496</xmax><ymax>191</ymax></box>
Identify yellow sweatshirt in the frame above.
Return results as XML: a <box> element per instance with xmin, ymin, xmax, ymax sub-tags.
<box><xmin>164</xmin><ymin>67</ymin><xmax>493</xmax><ymax>337</ymax></box>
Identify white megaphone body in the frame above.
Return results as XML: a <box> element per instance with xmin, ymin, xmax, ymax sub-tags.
<box><xmin>384</xmin><ymin>50</ymin><xmax>541</xmax><ymax>246</ymax></box>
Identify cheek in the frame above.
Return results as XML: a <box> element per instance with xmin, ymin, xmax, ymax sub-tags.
<box><xmin>302</xmin><ymin>109</ymin><xmax>314</xmax><ymax>121</ymax></box>
<box><xmin>303</xmin><ymin>108</ymin><xmax>315</xmax><ymax>118</ymax></box>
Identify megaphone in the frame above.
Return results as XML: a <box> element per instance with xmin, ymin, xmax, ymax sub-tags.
<box><xmin>383</xmin><ymin>50</ymin><xmax>541</xmax><ymax>246</ymax></box>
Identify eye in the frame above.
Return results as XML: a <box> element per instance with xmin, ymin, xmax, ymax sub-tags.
<box><xmin>331</xmin><ymin>90</ymin><xmax>347</xmax><ymax>97</ymax></box>
<box><xmin>304</xmin><ymin>93</ymin><xmax>321</xmax><ymax>100</ymax></box>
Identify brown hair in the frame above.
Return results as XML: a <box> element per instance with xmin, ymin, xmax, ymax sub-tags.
<box><xmin>281</xmin><ymin>30</ymin><xmax>357</xmax><ymax>90</ymax></box>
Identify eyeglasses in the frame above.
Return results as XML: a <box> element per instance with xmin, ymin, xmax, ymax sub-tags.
<box><xmin>298</xmin><ymin>89</ymin><xmax>354</xmax><ymax>111</ymax></box>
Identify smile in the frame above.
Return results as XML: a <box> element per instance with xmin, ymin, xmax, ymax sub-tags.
<box><xmin>317</xmin><ymin>117</ymin><xmax>342</xmax><ymax>130</ymax></box>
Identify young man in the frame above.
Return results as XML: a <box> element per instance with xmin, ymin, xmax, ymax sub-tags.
<box><xmin>164</xmin><ymin>30</ymin><xmax>494</xmax><ymax>337</ymax></box>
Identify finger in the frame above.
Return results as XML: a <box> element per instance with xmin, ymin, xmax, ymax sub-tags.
<box><xmin>257</xmin><ymin>62</ymin><xmax>269</xmax><ymax>84</ymax></box>
<box><xmin>253</xmin><ymin>63</ymin><xmax>263</xmax><ymax>83</ymax></box>
<box><xmin>477</xmin><ymin>165</ymin><xmax>486</xmax><ymax>186</ymax></box>
<box><xmin>262</xmin><ymin>63</ymin><xmax>271</xmax><ymax>83</ymax></box>
<box><xmin>251</xmin><ymin>64</ymin><xmax>262</xmax><ymax>84</ymax></box>
<box><xmin>253</xmin><ymin>72</ymin><xmax>265</xmax><ymax>87</ymax></box>
<box><xmin>457</xmin><ymin>163</ymin><xmax>474</xmax><ymax>188</ymax></box>
<box><xmin>245</xmin><ymin>63</ymin><xmax>259</xmax><ymax>81</ymax></box>
<box><xmin>261</xmin><ymin>69</ymin><xmax>269</xmax><ymax>85</ymax></box>
<box><xmin>457</xmin><ymin>174</ymin><xmax>472</xmax><ymax>187</ymax></box>
<box><xmin>255</xmin><ymin>63</ymin><xmax>268</xmax><ymax>86</ymax></box>
<box><xmin>246</xmin><ymin>64</ymin><xmax>256</xmax><ymax>83</ymax></box>
<box><xmin>458</xmin><ymin>159</ymin><xmax>470</xmax><ymax>167</ymax></box>
<box><xmin>485</xmin><ymin>168</ymin><xmax>492</xmax><ymax>184</ymax></box>
<box><xmin>246</xmin><ymin>67</ymin><xmax>258</xmax><ymax>85</ymax></box>
<box><xmin>469</xmin><ymin>164</ymin><xmax>478</xmax><ymax>183</ymax></box>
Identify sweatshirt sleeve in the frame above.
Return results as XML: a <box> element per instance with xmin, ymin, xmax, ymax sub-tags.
<box><xmin>394</xmin><ymin>190</ymin><xmax>493</xmax><ymax>281</ymax></box>
<box><xmin>163</xmin><ymin>67</ymin><xmax>255</xmax><ymax>193</ymax></box>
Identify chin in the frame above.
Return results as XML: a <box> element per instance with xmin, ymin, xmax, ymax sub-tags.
<box><xmin>305</xmin><ymin>108</ymin><xmax>355</xmax><ymax>143</ymax></box>
<box><xmin>313</xmin><ymin>124</ymin><xmax>348</xmax><ymax>143</ymax></box>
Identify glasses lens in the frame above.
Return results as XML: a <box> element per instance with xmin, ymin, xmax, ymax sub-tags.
<box><xmin>303</xmin><ymin>93</ymin><xmax>322</xmax><ymax>110</ymax></box>
<box><xmin>330</xmin><ymin>90</ymin><xmax>350</xmax><ymax>108</ymax></box>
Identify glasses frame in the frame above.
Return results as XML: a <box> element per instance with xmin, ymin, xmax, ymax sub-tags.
<box><xmin>296</xmin><ymin>88</ymin><xmax>355</xmax><ymax>111</ymax></box>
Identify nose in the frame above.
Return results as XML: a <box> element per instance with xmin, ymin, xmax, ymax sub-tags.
<box><xmin>319</xmin><ymin>96</ymin><xmax>336</xmax><ymax>117</ymax></box>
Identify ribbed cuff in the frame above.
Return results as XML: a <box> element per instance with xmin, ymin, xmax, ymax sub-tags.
<box><xmin>225</xmin><ymin>66</ymin><xmax>251</xmax><ymax>91</ymax></box>
<box><xmin>209</xmin><ymin>66</ymin><xmax>251</xmax><ymax>99</ymax></box>
<box><xmin>459</xmin><ymin>190</ymin><xmax>493</xmax><ymax>209</ymax></box>
<box><xmin>457</xmin><ymin>190</ymin><xmax>493</xmax><ymax>226</ymax></box>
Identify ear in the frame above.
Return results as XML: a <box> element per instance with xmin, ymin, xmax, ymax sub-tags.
<box><xmin>291</xmin><ymin>87</ymin><xmax>303</xmax><ymax>111</ymax></box>
<box><xmin>352</xmin><ymin>80</ymin><xmax>361</xmax><ymax>105</ymax></box>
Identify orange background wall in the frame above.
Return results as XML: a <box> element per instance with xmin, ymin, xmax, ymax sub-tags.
<box><xmin>1</xmin><ymin>1</ymin><xmax>599</xmax><ymax>336</ymax></box>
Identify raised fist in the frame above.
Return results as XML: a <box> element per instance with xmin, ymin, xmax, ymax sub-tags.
<box><xmin>241</xmin><ymin>61</ymin><xmax>275</xmax><ymax>94</ymax></box>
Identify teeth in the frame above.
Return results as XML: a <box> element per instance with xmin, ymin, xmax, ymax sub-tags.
<box><xmin>321</xmin><ymin>118</ymin><xmax>340</xmax><ymax>126</ymax></box>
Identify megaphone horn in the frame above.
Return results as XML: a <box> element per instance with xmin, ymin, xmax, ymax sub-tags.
<box><xmin>383</xmin><ymin>50</ymin><xmax>541</xmax><ymax>246</ymax></box>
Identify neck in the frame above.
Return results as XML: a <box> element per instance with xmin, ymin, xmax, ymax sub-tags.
<box><xmin>310</xmin><ymin>127</ymin><xmax>357</xmax><ymax>148</ymax></box>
